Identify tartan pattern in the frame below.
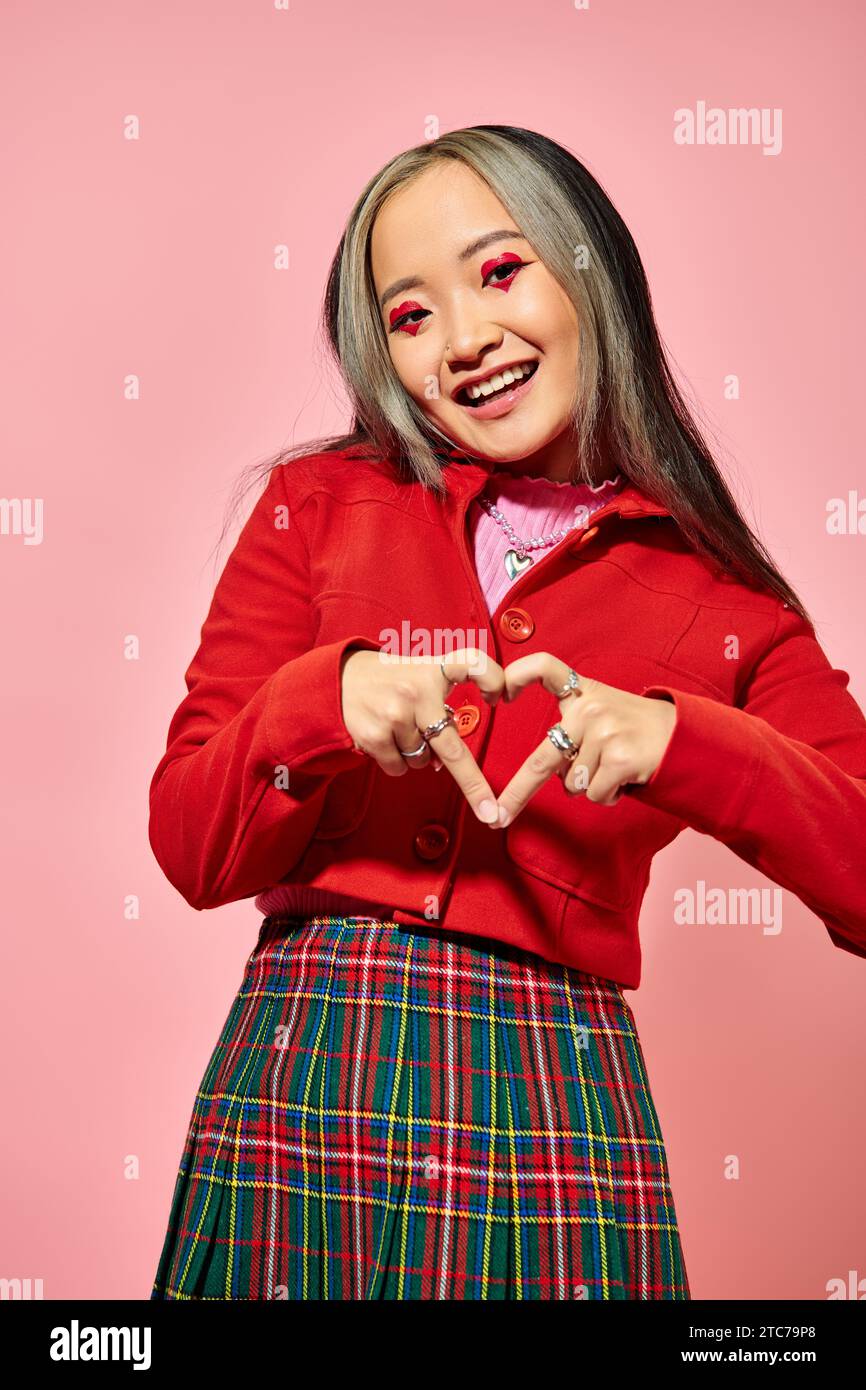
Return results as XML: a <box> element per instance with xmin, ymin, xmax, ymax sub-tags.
<box><xmin>150</xmin><ymin>915</ymin><xmax>690</xmax><ymax>1300</ymax></box>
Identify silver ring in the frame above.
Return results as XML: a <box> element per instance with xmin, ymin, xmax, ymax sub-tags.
<box><xmin>547</xmin><ymin>722</ymin><xmax>579</xmax><ymax>761</ymax></box>
<box><xmin>421</xmin><ymin>704</ymin><xmax>455</xmax><ymax>742</ymax></box>
<box><xmin>555</xmin><ymin>668</ymin><xmax>582</xmax><ymax>699</ymax></box>
<box><xmin>399</xmin><ymin>742</ymin><xmax>428</xmax><ymax>760</ymax></box>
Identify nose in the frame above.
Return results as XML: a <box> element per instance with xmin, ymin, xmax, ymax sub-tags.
<box><xmin>444</xmin><ymin>304</ymin><xmax>503</xmax><ymax>367</ymax></box>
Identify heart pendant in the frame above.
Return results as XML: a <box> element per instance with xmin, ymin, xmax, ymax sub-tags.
<box><xmin>504</xmin><ymin>549</ymin><xmax>534</xmax><ymax>581</ymax></box>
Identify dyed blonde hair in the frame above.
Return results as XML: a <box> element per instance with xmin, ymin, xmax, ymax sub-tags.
<box><xmin>221</xmin><ymin>124</ymin><xmax>810</xmax><ymax>621</ymax></box>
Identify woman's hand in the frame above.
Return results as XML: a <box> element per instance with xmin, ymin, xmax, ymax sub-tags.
<box><xmin>341</xmin><ymin>646</ymin><xmax>508</xmax><ymax>824</ymax></box>
<box><xmin>493</xmin><ymin>651</ymin><xmax>677</xmax><ymax>826</ymax></box>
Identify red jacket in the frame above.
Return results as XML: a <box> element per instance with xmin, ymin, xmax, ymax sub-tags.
<box><xmin>148</xmin><ymin>446</ymin><xmax>866</xmax><ymax>989</ymax></box>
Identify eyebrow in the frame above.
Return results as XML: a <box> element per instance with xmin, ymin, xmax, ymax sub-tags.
<box><xmin>378</xmin><ymin>229</ymin><xmax>528</xmax><ymax>310</ymax></box>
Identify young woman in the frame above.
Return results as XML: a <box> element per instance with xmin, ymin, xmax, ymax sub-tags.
<box><xmin>148</xmin><ymin>126</ymin><xmax>866</xmax><ymax>1300</ymax></box>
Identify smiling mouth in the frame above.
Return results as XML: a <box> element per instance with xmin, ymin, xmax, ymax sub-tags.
<box><xmin>456</xmin><ymin>360</ymin><xmax>539</xmax><ymax>407</ymax></box>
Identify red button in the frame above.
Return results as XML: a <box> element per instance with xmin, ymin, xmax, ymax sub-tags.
<box><xmin>414</xmin><ymin>823</ymin><xmax>450</xmax><ymax>860</ymax></box>
<box><xmin>578</xmin><ymin>525</ymin><xmax>599</xmax><ymax>547</ymax></box>
<box><xmin>453</xmin><ymin>703</ymin><xmax>480</xmax><ymax>736</ymax></box>
<box><xmin>499</xmin><ymin>606</ymin><xmax>534</xmax><ymax>641</ymax></box>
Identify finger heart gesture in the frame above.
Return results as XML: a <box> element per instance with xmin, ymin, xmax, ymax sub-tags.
<box><xmin>494</xmin><ymin>652</ymin><xmax>677</xmax><ymax>827</ymax></box>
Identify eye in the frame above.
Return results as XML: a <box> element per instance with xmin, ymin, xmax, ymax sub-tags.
<box><xmin>388</xmin><ymin>300</ymin><xmax>429</xmax><ymax>335</ymax></box>
<box><xmin>481</xmin><ymin>253</ymin><xmax>528</xmax><ymax>290</ymax></box>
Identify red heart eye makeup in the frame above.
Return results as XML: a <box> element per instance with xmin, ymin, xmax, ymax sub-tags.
<box><xmin>479</xmin><ymin>251</ymin><xmax>526</xmax><ymax>289</ymax></box>
<box><xmin>388</xmin><ymin>300</ymin><xmax>427</xmax><ymax>335</ymax></box>
<box><xmin>387</xmin><ymin>252</ymin><xmax>528</xmax><ymax>334</ymax></box>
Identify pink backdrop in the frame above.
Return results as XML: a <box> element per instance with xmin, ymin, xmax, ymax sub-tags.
<box><xmin>1</xmin><ymin>0</ymin><xmax>863</xmax><ymax>1300</ymax></box>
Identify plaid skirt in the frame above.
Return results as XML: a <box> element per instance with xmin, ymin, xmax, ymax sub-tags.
<box><xmin>150</xmin><ymin>914</ymin><xmax>690</xmax><ymax>1300</ymax></box>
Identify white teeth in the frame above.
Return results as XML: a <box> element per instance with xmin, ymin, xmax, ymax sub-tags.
<box><xmin>466</xmin><ymin>361</ymin><xmax>535</xmax><ymax>400</ymax></box>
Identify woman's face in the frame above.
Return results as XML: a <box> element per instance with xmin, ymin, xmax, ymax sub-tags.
<box><xmin>370</xmin><ymin>160</ymin><xmax>583</xmax><ymax>479</ymax></box>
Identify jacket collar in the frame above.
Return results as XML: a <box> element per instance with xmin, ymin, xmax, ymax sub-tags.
<box><xmin>436</xmin><ymin>445</ymin><xmax>671</xmax><ymax>524</ymax></box>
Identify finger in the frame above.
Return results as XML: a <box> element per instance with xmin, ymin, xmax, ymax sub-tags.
<box><xmin>391</xmin><ymin>705</ymin><xmax>433</xmax><ymax>771</ymax></box>
<box><xmin>503</xmin><ymin>651</ymin><xmax>590</xmax><ymax>705</ymax></box>
<box><xmin>585</xmin><ymin>750</ymin><xmax>631</xmax><ymax>805</ymax></box>
<box><xmin>357</xmin><ymin>684</ymin><xmax>425</xmax><ymax>776</ymax></box>
<box><xmin>500</xmin><ymin>694</ymin><xmax>598</xmax><ymax>821</ymax></box>
<box><xmin>495</xmin><ymin>732</ymin><xmax>568</xmax><ymax>826</ymax></box>
<box><xmin>558</xmin><ymin>755</ymin><xmax>593</xmax><ymax>797</ymax></box>
<box><xmin>440</xmin><ymin>647</ymin><xmax>506</xmax><ymax>704</ymax></box>
<box><xmin>559</xmin><ymin>719</ymin><xmax>624</xmax><ymax>804</ymax></box>
<box><xmin>433</xmin><ymin>646</ymin><xmax>504</xmax><ymax>770</ymax></box>
<box><xmin>414</xmin><ymin>691</ymin><xmax>501</xmax><ymax>824</ymax></box>
<box><xmin>363</xmin><ymin>727</ymin><xmax>415</xmax><ymax>776</ymax></box>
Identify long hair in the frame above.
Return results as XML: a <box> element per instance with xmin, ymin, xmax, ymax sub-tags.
<box><xmin>215</xmin><ymin>124</ymin><xmax>811</xmax><ymax>622</ymax></box>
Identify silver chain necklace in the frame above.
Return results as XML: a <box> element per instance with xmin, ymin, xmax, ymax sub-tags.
<box><xmin>477</xmin><ymin>494</ymin><xmax>592</xmax><ymax>581</ymax></box>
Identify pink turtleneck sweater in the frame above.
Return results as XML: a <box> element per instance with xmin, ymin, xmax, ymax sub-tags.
<box><xmin>254</xmin><ymin>469</ymin><xmax>626</xmax><ymax>922</ymax></box>
<box><xmin>468</xmin><ymin>468</ymin><xmax>624</xmax><ymax>613</ymax></box>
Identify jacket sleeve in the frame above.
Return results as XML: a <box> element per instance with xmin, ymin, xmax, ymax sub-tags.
<box><xmin>148</xmin><ymin>463</ymin><xmax>382</xmax><ymax>911</ymax></box>
<box><xmin>628</xmin><ymin>600</ymin><xmax>866</xmax><ymax>960</ymax></box>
